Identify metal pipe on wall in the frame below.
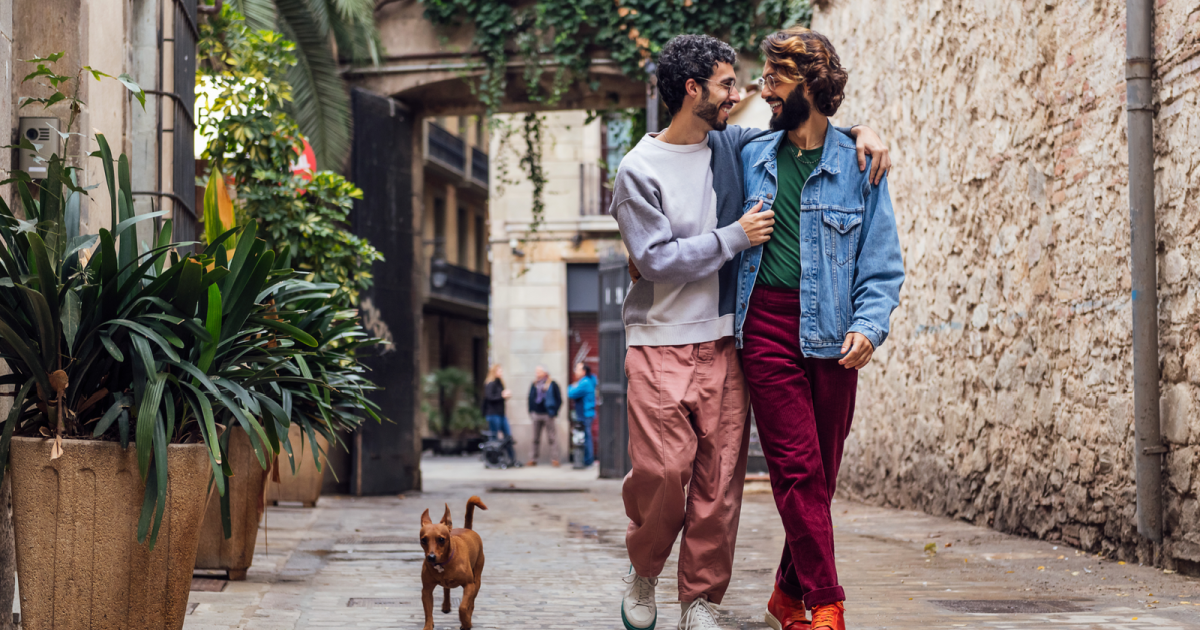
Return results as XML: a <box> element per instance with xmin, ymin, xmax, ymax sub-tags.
<box><xmin>1126</xmin><ymin>0</ymin><xmax>1162</xmax><ymax>544</ymax></box>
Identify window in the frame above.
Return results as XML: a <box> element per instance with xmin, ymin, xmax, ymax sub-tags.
<box><xmin>600</xmin><ymin>113</ymin><xmax>635</xmax><ymax>212</ymax></box>
<box><xmin>475</xmin><ymin>215</ymin><xmax>487</xmax><ymax>272</ymax></box>
<box><xmin>457</xmin><ymin>206</ymin><xmax>469</xmax><ymax>265</ymax></box>
<box><xmin>433</xmin><ymin>197</ymin><xmax>446</xmax><ymax>260</ymax></box>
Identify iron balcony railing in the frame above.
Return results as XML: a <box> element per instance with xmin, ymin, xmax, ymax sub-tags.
<box><xmin>427</xmin><ymin>123</ymin><xmax>466</xmax><ymax>175</ymax></box>
<box><xmin>470</xmin><ymin>147</ymin><xmax>488</xmax><ymax>188</ymax></box>
<box><xmin>430</xmin><ymin>258</ymin><xmax>490</xmax><ymax>308</ymax></box>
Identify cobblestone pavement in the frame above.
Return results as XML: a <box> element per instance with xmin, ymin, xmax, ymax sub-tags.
<box><xmin>185</xmin><ymin>456</ymin><xmax>1200</xmax><ymax>629</ymax></box>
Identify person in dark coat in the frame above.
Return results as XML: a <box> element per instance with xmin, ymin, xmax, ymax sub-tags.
<box><xmin>527</xmin><ymin>365</ymin><xmax>562</xmax><ymax>466</ymax></box>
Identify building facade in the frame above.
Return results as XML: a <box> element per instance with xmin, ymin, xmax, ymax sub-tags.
<box><xmin>809</xmin><ymin>0</ymin><xmax>1200</xmax><ymax>569</ymax></box>
<box><xmin>10</xmin><ymin>0</ymin><xmax>197</xmax><ymax>243</ymax></box>
<box><xmin>487</xmin><ymin>111</ymin><xmax>627</xmax><ymax>464</ymax></box>
<box><xmin>420</xmin><ymin>115</ymin><xmax>492</xmax><ymax>443</ymax></box>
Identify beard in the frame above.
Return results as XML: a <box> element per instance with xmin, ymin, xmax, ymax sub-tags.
<box><xmin>692</xmin><ymin>87</ymin><xmax>729</xmax><ymax>131</ymax></box>
<box><xmin>768</xmin><ymin>88</ymin><xmax>812</xmax><ymax>132</ymax></box>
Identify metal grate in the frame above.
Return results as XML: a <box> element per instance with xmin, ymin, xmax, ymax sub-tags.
<box><xmin>347</xmin><ymin>598</ymin><xmax>407</xmax><ymax>607</ymax></box>
<box><xmin>930</xmin><ymin>600</ymin><xmax>1087</xmax><ymax>614</ymax></box>
<box><xmin>171</xmin><ymin>0</ymin><xmax>198</xmax><ymax>247</ymax></box>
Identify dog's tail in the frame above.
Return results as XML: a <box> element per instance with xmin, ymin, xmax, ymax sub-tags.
<box><xmin>464</xmin><ymin>496</ymin><xmax>488</xmax><ymax>530</ymax></box>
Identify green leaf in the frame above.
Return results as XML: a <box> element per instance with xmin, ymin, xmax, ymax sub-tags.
<box><xmin>112</xmin><ymin>210</ymin><xmax>168</xmax><ymax>239</ymax></box>
<box><xmin>100</xmin><ymin>333</ymin><xmax>125</xmax><ymax>362</ymax></box>
<box><xmin>0</xmin><ymin>379</ymin><xmax>35</xmax><ymax>487</ymax></box>
<box><xmin>61</xmin><ymin>289</ymin><xmax>81</xmax><ymax>353</ymax></box>
<box><xmin>198</xmin><ymin>284</ymin><xmax>222</xmax><ymax>374</ymax></box>
<box><xmin>94</xmin><ymin>135</ymin><xmax>117</xmax><ymax>234</ymax></box>
<box><xmin>249</xmin><ymin>315</ymin><xmax>317</xmax><ymax>347</ymax></box>
<box><xmin>116</xmin><ymin>73</ymin><xmax>147</xmax><ymax>110</ymax></box>
<box><xmin>135</xmin><ymin>372</ymin><xmax>167</xmax><ymax>480</ymax></box>
<box><xmin>92</xmin><ymin>394</ymin><xmax>131</xmax><ymax>437</ymax></box>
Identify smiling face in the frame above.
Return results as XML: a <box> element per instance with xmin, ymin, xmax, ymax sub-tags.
<box><xmin>419</xmin><ymin>505</ymin><xmax>453</xmax><ymax>564</ymax></box>
<box><xmin>761</xmin><ymin>61</ymin><xmax>812</xmax><ymax>132</ymax></box>
<box><xmin>688</xmin><ymin>61</ymin><xmax>741</xmax><ymax>132</ymax></box>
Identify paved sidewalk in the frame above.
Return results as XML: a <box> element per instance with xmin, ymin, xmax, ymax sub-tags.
<box><xmin>185</xmin><ymin>456</ymin><xmax>1200</xmax><ymax>629</ymax></box>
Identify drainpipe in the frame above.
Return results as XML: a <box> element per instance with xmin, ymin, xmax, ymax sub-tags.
<box><xmin>1126</xmin><ymin>0</ymin><xmax>1162</xmax><ymax>544</ymax></box>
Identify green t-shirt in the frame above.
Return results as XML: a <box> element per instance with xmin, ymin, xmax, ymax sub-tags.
<box><xmin>757</xmin><ymin>138</ymin><xmax>823</xmax><ymax>289</ymax></box>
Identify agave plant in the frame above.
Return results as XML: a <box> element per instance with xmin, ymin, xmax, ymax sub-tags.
<box><xmin>0</xmin><ymin>135</ymin><xmax>321</xmax><ymax>547</ymax></box>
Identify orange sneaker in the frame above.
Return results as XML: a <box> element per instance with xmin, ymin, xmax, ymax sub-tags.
<box><xmin>765</xmin><ymin>586</ymin><xmax>809</xmax><ymax>630</ymax></box>
<box><xmin>810</xmin><ymin>602</ymin><xmax>845</xmax><ymax>630</ymax></box>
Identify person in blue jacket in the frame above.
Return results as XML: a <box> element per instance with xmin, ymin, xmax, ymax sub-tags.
<box><xmin>569</xmin><ymin>361</ymin><xmax>598</xmax><ymax>467</ymax></box>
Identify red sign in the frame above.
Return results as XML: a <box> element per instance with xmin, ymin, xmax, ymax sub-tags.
<box><xmin>291</xmin><ymin>138</ymin><xmax>317</xmax><ymax>186</ymax></box>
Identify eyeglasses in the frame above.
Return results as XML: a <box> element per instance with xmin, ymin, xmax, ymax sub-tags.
<box><xmin>756</xmin><ymin>74</ymin><xmax>779</xmax><ymax>91</ymax></box>
<box><xmin>696</xmin><ymin>77</ymin><xmax>738</xmax><ymax>95</ymax></box>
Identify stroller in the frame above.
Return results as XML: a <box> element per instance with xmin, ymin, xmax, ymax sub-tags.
<box><xmin>480</xmin><ymin>430</ymin><xmax>517</xmax><ymax>469</ymax></box>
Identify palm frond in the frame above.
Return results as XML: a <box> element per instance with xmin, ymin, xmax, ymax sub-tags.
<box><xmin>275</xmin><ymin>0</ymin><xmax>353</xmax><ymax>171</ymax></box>
<box><xmin>230</xmin><ymin>0</ymin><xmax>278</xmax><ymax>31</ymax></box>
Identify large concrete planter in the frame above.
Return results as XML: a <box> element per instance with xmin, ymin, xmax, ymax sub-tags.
<box><xmin>9</xmin><ymin>436</ymin><xmax>211</xmax><ymax>630</ymax></box>
<box><xmin>194</xmin><ymin>427</ymin><xmax>270</xmax><ymax>580</ymax></box>
<box><xmin>266</xmin><ymin>425</ymin><xmax>328</xmax><ymax>507</ymax></box>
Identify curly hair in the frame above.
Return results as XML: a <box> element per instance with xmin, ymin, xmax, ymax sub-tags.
<box><xmin>656</xmin><ymin>34</ymin><xmax>737</xmax><ymax>116</ymax></box>
<box><xmin>760</xmin><ymin>27</ymin><xmax>848</xmax><ymax>117</ymax></box>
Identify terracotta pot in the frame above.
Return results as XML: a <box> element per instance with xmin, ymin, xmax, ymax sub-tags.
<box><xmin>194</xmin><ymin>427</ymin><xmax>270</xmax><ymax>580</ymax></box>
<box><xmin>266</xmin><ymin>424</ymin><xmax>328</xmax><ymax>507</ymax></box>
<box><xmin>9</xmin><ymin>436</ymin><xmax>211</xmax><ymax>630</ymax></box>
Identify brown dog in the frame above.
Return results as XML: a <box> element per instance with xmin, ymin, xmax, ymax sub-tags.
<box><xmin>420</xmin><ymin>496</ymin><xmax>487</xmax><ymax>630</ymax></box>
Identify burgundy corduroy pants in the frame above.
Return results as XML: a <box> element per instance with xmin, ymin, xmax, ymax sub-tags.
<box><xmin>741</xmin><ymin>285</ymin><xmax>858</xmax><ymax>609</ymax></box>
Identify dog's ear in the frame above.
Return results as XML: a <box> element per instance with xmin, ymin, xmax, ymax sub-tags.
<box><xmin>421</xmin><ymin>508</ymin><xmax>432</xmax><ymax>526</ymax></box>
<box><xmin>441</xmin><ymin>503</ymin><xmax>453</xmax><ymax>528</ymax></box>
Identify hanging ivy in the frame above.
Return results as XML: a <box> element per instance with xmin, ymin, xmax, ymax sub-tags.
<box><xmin>422</xmin><ymin>0</ymin><xmax>814</xmax><ymax>233</ymax></box>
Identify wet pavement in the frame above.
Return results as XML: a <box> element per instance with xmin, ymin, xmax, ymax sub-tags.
<box><xmin>184</xmin><ymin>456</ymin><xmax>1200</xmax><ymax>629</ymax></box>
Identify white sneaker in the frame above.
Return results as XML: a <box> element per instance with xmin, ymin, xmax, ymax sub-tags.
<box><xmin>621</xmin><ymin>569</ymin><xmax>658</xmax><ymax>630</ymax></box>
<box><xmin>679</xmin><ymin>597</ymin><xmax>723</xmax><ymax>630</ymax></box>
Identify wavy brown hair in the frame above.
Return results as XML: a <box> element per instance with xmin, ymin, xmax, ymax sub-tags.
<box><xmin>760</xmin><ymin>27</ymin><xmax>848</xmax><ymax>117</ymax></box>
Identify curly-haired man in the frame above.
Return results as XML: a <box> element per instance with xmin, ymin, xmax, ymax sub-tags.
<box><xmin>611</xmin><ymin>33</ymin><xmax>890</xmax><ymax>630</ymax></box>
<box><xmin>735</xmin><ymin>27</ymin><xmax>905</xmax><ymax>630</ymax></box>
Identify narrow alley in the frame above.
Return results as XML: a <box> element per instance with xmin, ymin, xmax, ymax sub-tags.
<box><xmin>184</xmin><ymin>457</ymin><xmax>1200</xmax><ymax>629</ymax></box>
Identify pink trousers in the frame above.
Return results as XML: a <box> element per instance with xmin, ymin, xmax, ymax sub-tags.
<box><xmin>622</xmin><ymin>337</ymin><xmax>751</xmax><ymax>604</ymax></box>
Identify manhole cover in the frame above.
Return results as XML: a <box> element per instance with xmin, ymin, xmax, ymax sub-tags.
<box><xmin>931</xmin><ymin>600</ymin><xmax>1087</xmax><ymax>614</ymax></box>
<box><xmin>190</xmin><ymin>577</ymin><xmax>227</xmax><ymax>592</ymax></box>
<box><xmin>487</xmin><ymin>486</ymin><xmax>589</xmax><ymax>493</ymax></box>
<box><xmin>348</xmin><ymin>598</ymin><xmax>406</xmax><ymax>607</ymax></box>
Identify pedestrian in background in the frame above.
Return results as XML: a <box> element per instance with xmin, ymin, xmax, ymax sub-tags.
<box><xmin>482</xmin><ymin>364</ymin><xmax>517</xmax><ymax>465</ymax></box>
<box><xmin>568</xmin><ymin>362</ymin><xmax>598</xmax><ymax>467</ymax></box>
<box><xmin>527</xmin><ymin>365</ymin><xmax>562</xmax><ymax>467</ymax></box>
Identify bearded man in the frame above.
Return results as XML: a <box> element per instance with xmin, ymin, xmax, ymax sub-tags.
<box><xmin>733</xmin><ymin>27</ymin><xmax>905</xmax><ymax>630</ymax></box>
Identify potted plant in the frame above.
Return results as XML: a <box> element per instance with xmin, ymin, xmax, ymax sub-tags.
<box><xmin>422</xmin><ymin>367</ymin><xmax>487</xmax><ymax>455</ymax></box>
<box><xmin>0</xmin><ymin>55</ymin><xmax>319</xmax><ymax>627</ymax></box>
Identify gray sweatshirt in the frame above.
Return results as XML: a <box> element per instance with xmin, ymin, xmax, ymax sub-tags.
<box><xmin>611</xmin><ymin>132</ymin><xmax>753</xmax><ymax>346</ymax></box>
<box><xmin>610</xmin><ymin>125</ymin><xmax>856</xmax><ymax>347</ymax></box>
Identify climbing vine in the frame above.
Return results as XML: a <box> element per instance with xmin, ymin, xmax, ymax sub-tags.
<box><xmin>422</xmin><ymin>0</ymin><xmax>813</xmax><ymax>232</ymax></box>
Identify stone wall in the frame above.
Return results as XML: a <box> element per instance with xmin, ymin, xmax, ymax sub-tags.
<box><xmin>811</xmin><ymin>0</ymin><xmax>1200</xmax><ymax>568</ymax></box>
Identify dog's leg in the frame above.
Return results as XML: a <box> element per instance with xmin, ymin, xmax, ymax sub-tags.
<box><xmin>442</xmin><ymin>586</ymin><xmax>452</xmax><ymax>614</ymax></box>
<box><xmin>462</xmin><ymin>553</ymin><xmax>485</xmax><ymax>629</ymax></box>
<box><xmin>458</xmin><ymin>580</ymin><xmax>478</xmax><ymax>630</ymax></box>
<box><xmin>421</xmin><ymin>578</ymin><xmax>436</xmax><ymax>630</ymax></box>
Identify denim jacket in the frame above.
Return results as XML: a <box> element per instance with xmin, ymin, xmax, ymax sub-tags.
<box><xmin>734</xmin><ymin>124</ymin><xmax>904</xmax><ymax>358</ymax></box>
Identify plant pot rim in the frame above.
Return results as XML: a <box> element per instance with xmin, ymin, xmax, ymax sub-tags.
<box><xmin>10</xmin><ymin>436</ymin><xmax>209</xmax><ymax>450</ymax></box>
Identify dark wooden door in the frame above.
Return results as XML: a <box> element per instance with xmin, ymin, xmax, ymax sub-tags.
<box><xmin>348</xmin><ymin>88</ymin><xmax>420</xmax><ymax>494</ymax></box>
